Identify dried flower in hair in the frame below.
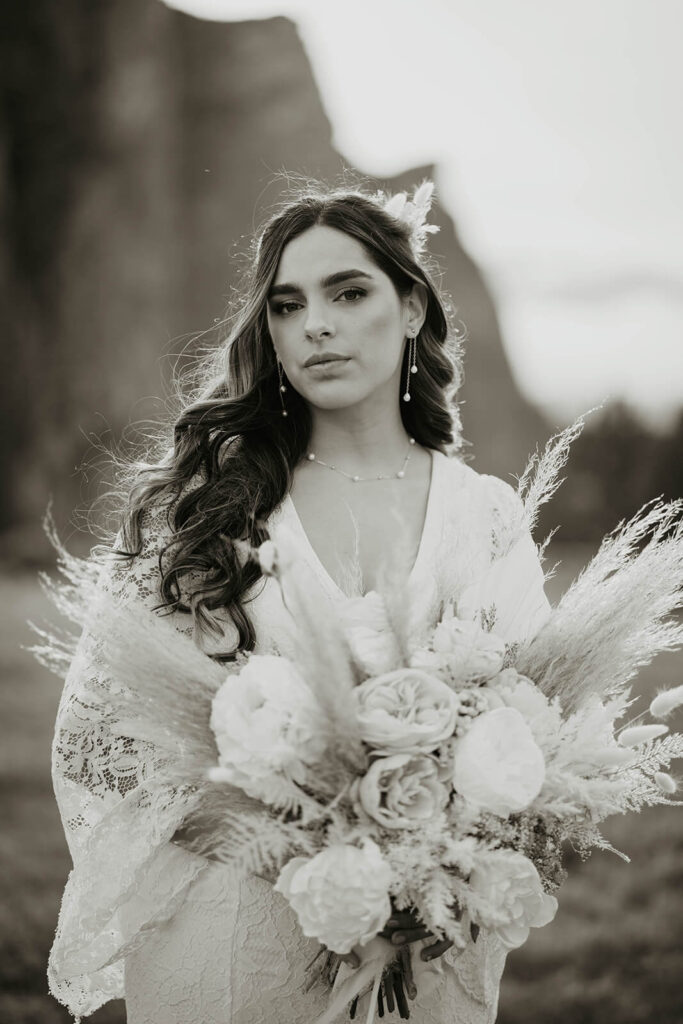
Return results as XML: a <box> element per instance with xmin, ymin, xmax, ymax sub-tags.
<box><xmin>375</xmin><ymin>179</ymin><xmax>441</xmax><ymax>256</ymax></box>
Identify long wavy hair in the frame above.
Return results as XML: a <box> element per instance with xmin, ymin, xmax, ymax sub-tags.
<box><xmin>109</xmin><ymin>176</ymin><xmax>467</xmax><ymax>659</ymax></box>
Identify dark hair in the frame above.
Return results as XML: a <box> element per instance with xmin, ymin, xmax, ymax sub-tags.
<box><xmin>110</xmin><ymin>175</ymin><xmax>467</xmax><ymax>659</ymax></box>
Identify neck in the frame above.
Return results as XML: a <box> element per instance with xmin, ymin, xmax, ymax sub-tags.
<box><xmin>307</xmin><ymin>403</ymin><xmax>413</xmax><ymax>472</ymax></box>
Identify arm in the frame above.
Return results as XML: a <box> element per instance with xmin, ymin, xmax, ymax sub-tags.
<box><xmin>48</xmin><ymin>501</ymin><xmax>211</xmax><ymax>1020</ymax></box>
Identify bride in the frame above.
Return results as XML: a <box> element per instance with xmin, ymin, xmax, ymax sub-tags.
<box><xmin>49</xmin><ymin>178</ymin><xmax>551</xmax><ymax>1023</ymax></box>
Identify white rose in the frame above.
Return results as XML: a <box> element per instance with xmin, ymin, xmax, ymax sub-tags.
<box><xmin>339</xmin><ymin>592</ymin><xmax>402</xmax><ymax>676</ymax></box>
<box><xmin>349</xmin><ymin>753</ymin><xmax>449</xmax><ymax>829</ymax></box>
<box><xmin>469</xmin><ymin>849</ymin><xmax>558</xmax><ymax>949</ymax></box>
<box><xmin>352</xmin><ymin>668</ymin><xmax>459</xmax><ymax>754</ymax></box>
<box><xmin>453</xmin><ymin>707</ymin><xmax>545</xmax><ymax>815</ymax></box>
<box><xmin>274</xmin><ymin>838</ymin><xmax>392</xmax><ymax>954</ymax></box>
<box><xmin>432</xmin><ymin>610</ymin><xmax>506</xmax><ymax>682</ymax></box>
<box><xmin>209</xmin><ymin>654</ymin><xmax>327</xmax><ymax>799</ymax></box>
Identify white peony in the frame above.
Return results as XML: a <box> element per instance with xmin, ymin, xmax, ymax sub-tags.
<box><xmin>469</xmin><ymin>849</ymin><xmax>558</xmax><ymax>949</ymax></box>
<box><xmin>209</xmin><ymin>654</ymin><xmax>328</xmax><ymax>799</ymax></box>
<box><xmin>431</xmin><ymin>608</ymin><xmax>506</xmax><ymax>682</ymax></box>
<box><xmin>338</xmin><ymin>591</ymin><xmax>402</xmax><ymax>677</ymax></box>
<box><xmin>489</xmin><ymin>668</ymin><xmax>549</xmax><ymax>716</ymax></box>
<box><xmin>349</xmin><ymin>752</ymin><xmax>449</xmax><ymax>829</ymax></box>
<box><xmin>487</xmin><ymin>668</ymin><xmax>561</xmax><ymax>743</ymax></box>
<box><xmin>452</xmin><ymin>707</ymin><xmax>545</xmax><ymax>815</ymax></box>
<box><xmin>352</xmin><ymin>668</ymin><xmax>459</xmax><ymax>755</ymax></box>
<box><xmin>274</xmin><ymin>838</ymin><xmax>392</xmax><ymax>954</ymax></box>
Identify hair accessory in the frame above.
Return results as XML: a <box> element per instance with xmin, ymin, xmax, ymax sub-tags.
<box><xmin>375</xmin><ymin>179</ymin><xmax>440</xmax><ymax>257</ymax></box>
<box><xmin>276</xmin><ymin>359</ymin><xmax>288</xmax><ymax>417</ymax></box>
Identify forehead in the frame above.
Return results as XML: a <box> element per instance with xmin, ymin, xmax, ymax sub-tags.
<box><xmin>273</xmin><ymin>225</ymin><xmax>375</xmax><ymax>284</ymax></box>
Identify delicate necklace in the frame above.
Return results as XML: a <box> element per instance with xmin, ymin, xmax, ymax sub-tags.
<box><xmin>305</xmin><ymin>437</ymin><xmax>416</xmax><ymax>482</ymax></box>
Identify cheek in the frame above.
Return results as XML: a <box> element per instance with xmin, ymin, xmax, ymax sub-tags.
<box><xmin>359</xmin><ymin>305</ymin><xmax>403</xmax><ymax>364</ymax></box>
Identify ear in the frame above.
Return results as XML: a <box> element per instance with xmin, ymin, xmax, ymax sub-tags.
<box><xmin>404</xmin><ymin>281</ymin><xmax>428</xmax><ymax>334</ymax></box>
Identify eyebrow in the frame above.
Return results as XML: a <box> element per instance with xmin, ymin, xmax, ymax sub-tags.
<box><xmin>268</xmin><ymin>269</ymin><xmax>373</xmax><ymax>299</ymax></box>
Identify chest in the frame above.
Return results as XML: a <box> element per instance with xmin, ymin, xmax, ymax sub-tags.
<box><xmin>286</xmin><ymin>452</ymin><xmax>435</xmax><ymax>596</ymax></box>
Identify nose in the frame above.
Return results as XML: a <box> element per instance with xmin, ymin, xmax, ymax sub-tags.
<box><xmin>304</xmin><ymin>303</ymin><xmax>334</xmax><ymax>341</ymax></box>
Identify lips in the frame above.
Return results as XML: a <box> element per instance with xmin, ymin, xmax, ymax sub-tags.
<box><xmin>304</xmin><ymin>353</ymin><xmax>349</xmax><ymax>368</ymax></box>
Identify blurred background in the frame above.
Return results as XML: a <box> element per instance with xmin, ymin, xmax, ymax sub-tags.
<box><xmin>1</xmin><ymin>1</ymin><xmax>682</xmax><ymax>1021</ymax></box>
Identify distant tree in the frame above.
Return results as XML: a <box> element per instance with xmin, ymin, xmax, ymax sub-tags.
<box><xmin>651</xmin><ymin>407</ymin><xmax>683</xmax><ymax>503</ymax></box>
<box><xmin>537</xmin><ymin>401</ymin><xmax>678</xmax><ymax>542</ymax></box>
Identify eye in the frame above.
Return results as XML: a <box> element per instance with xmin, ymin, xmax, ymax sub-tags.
<box><xmin>272</xmin><ymin>300</ymin><xmax>302</xmax><ymax>316</ymax></box>
<box><xmin>337</xmin><ymin>287</ymin><xmax>366</xmax><ymax>302</ymax></box>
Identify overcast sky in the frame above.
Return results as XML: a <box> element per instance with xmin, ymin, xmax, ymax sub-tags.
<box><xmin>164</xmin><ymin>0</ymin><xmax>683</xmax><ymax>428</ymax></box>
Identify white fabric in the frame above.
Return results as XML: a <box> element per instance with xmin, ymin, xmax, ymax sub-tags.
<box><xmin>49</xmin><ymin>450</ymin><xmax>552</xmax><ymax>1023</ymax></box>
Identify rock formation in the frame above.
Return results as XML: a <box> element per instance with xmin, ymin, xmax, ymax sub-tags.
<box><xmin>0</xmin><ymin>2</ymin><xmax>545</xmax><ymax>556</ymax></box>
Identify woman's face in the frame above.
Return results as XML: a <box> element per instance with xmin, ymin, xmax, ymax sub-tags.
<box><xmin>266</xmin><ymin>224</ymin><xmax>425</xmax><ymax>413</ymax></box>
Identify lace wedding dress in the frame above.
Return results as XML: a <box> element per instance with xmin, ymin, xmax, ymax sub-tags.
<box><xmin>49</xmin><ymin>449</ymin><xmax>552</xmax><ymax>1023</ymax></box>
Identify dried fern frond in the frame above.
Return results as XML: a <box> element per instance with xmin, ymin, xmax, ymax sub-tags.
<box><xmin>180</xmin><ymin>797</ymin><xmax>315</xmax><ymax>881</ymax></box>
<box><xmin>625</xmin><ymin>733</ymin><xmax>683</xmax><ymax>779</ymax></box>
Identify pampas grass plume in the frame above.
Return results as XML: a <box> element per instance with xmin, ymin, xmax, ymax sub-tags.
<box><xmin>650</xmin><ymin>685</ymin><xmax>683</xmax><ymax>719</ymax></box>
<box><xmin>618</xmin><ymin>724</ymin><xmax>669</xmax><ymax>747</ymax></box>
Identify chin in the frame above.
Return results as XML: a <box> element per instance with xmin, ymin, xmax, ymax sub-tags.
<box><xmin>305</xmin><ymin>392</ymin><xmax>363</xmax><ymax>412</ymax></box>
<box><xmin>296</xmin><ymin>380</ymin><xmax>362</xmax><ymax>409</ymax></box>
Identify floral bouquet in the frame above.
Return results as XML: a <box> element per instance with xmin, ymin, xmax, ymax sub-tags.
<box><xmin>31</xmin><ymin>419</ymin><xmax>683</xmax><ymax>1024</ymax></box>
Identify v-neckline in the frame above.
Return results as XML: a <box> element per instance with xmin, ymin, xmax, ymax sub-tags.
<box><xmin>283</xmin><ymin>448</ymin><xmax>442</xmax><ymax>600</ymax></box>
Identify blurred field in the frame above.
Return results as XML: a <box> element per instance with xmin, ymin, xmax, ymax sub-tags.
<box><xmin>1</xmin><ymin>546</ymin><xmax>682</xmax><ymax>1024</ymax></box>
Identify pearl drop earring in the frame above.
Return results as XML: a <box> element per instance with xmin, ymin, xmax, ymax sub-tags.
<box><xmin>277</xmin><ymin>359</ymin><xmax>288</xmax><ymax>417</ymax></box>
<box><xmin>403</xmin><ymin>332</ymin><xmax>418</xmax><ymax>402</ymax></box>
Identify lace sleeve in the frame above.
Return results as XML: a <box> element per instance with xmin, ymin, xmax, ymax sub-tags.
<box><xmin>48</xmin><ymin>502</ymin><xmax>211</xmax><ymax>1022</ymax></box>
